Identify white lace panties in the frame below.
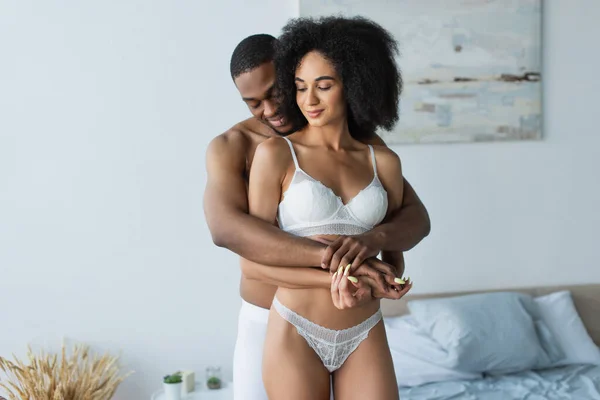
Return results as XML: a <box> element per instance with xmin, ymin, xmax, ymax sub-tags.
<box><xmin>272</xmin><ymin>297</ymin><xmax>382</xmax><ymax>372</ymax></box>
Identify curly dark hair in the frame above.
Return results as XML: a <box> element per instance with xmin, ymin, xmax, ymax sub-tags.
<box><xmin>274</xmin><ymin>16</ymin><xmax>402</xmax><ymax>140</ymax></box>
<box><xmin>230</xmin><ymin>34</ymin><xmax>277</xmax><ymax>80</ymax></box>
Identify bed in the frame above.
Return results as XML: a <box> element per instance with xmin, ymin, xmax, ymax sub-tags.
<box><xmin>381</xmin><ymin>283</ymin><xmax>600</xmax><ymax>399</ymax></box>
<box><xmin>398</xmin><ymin>364</ymin><xmax>600</xmax><ymax>399</ymax></box>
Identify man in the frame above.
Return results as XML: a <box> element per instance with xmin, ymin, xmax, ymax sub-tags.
<box><xmin>204</xmin><ymin>34</ymin><xmax>430</xmax><ymax>399</ymax></box>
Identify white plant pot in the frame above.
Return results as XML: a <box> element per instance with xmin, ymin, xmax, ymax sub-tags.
<box><xmin>163</xmin><ymin>382</ymin><xmax>182</xmax><ymax>400</ymax></box>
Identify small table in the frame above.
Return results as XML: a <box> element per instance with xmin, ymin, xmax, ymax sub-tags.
<box><xmin>151</xmin><ymin>381</ymin><xmax>232</xmax><ymax>400</ymax></box>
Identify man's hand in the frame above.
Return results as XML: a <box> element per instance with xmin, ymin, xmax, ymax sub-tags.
<box><xmin>357</xmin><ymin>257</ymin><xmax>404</xmax><ymax>285</ymax></box>
<box><xmin>320</xmin><ymin>233</ymin><xmax>383</xmax><ymax>274</ymax></box>
<box><xmin>362</xmin><ymin>275</ymin><xmax>412</xmax><ymax>300</ymax></box>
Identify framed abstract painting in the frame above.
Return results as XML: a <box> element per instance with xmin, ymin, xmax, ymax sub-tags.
<box><xmin>299</xmin><ymin>0</ymin><xmax>543</xmax><ymax>144</ymax></box>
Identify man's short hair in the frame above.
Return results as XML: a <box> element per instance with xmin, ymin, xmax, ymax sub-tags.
<box><xmin>230</xmin><ymin>34</ymin><xmax>277</xmax><ymax>80</ymax></box>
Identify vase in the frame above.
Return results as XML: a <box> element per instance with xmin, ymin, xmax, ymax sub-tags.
<box><xmin>163</xmin><ymin>382</ymin><xmax>182</xmax><ymax>400</ymax></box>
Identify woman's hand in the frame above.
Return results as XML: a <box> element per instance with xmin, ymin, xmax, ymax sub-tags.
<box><xmin>330</xmin><ymin>271</ymin><xmax>412</xmax><ymax>310</ymax></box>
<box><xmin>326</xmin><ymin>255</ymin><xmax>401</xmax><ymax>296</ymax></box>
<box><xmin>330</xmin><ymin>268</ymin><xmax>373</xmax><ymax>310</ymax></box>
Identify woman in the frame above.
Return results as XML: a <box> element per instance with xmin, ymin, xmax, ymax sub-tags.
<box><xmin>248</xmin><ymin>16</ymin><xmax>408</xmax><ymax>399</ymax></box>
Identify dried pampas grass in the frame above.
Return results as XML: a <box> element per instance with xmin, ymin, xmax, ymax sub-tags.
<box><xmin>0</xmin><ymin>342</ymin><xmax>133</xmax><ymax>400</ymax></box>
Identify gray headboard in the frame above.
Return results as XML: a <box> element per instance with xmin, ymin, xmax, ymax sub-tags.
<box><xmin>381</xmin><ymin>283</ymin><xmax>600</xmax><ymax>346</ymax></box>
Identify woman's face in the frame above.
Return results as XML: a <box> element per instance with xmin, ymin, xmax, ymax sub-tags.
<box><xmin>295</xmin><ymin>51</ymin><xmax>346</xmax><ymax>129</ymax></box>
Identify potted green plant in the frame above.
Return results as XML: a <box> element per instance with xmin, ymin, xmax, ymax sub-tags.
<box><xmin>163</xmin><ymin>372</ymin><xmax>183</xmax><ymax>400</ymax></box>
<box><xmin>205</xmin><ymin>366</ymin><xmax>222</xmax><ymax>390</ymax></box>
<box><xmin>207</xmin><ymin>376</ymin><xmax>222</xmax><ymax>390</ymax></box>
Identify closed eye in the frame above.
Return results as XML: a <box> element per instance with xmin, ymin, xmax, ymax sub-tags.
<box><xmin>296</xmin><ymin>87</ymin><xmax>331</xmax><ymax>92</ymax></box>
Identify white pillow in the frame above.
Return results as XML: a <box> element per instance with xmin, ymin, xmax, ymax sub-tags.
<box><xmin>407</xmin><ymin>292</ymin><xmax>558</xmax><ymax>374</ymax></box>
<box><xmin>384</xmin><ymin>316</ymin><xmax>482</xmax><ymax>387</ymax></box>
<box><xmin>535</xmin><ymin>290</ymin><xmax>600</xmax><ymax>367</ymax></box>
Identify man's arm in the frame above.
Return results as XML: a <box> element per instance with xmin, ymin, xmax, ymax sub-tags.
<box><xmin>321</xmin><ymin>134</ymin><xmax>430</xmax><ymax>271</ymax></box>
<box><xmin>367</xmin><ymin>178</ymin><xmax>431</xmax><ymax>252</ymax></box>
<box><xmin>381</xmin><ymin>251</ymin><xmax>405</xmax><ymax>278</ymax></box>
<box><xmin>204</xmin><ymin>131</ymin><xmax>325</xmax><ymax>267</ymax></box>
<box><xmin>360</xmin><ymin>133</ymin><xmax>431</xmax><ymax>252</ymax></box>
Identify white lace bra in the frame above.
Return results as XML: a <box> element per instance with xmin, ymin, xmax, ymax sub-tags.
<box><xmin>277</xmin><ymin>137</ymin><xmax>388</xmax><ymax>237</ymax></box>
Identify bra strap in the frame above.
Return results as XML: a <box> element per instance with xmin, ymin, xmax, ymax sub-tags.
<box><xmin>282</xmin><ymin>137</ymin><xmax>300</xmax><ymax>170</ymax></box>
<box><xmin>368</xmin><ymin>145</ymin><xmax>378</xmax><ymax>177</ymax></box>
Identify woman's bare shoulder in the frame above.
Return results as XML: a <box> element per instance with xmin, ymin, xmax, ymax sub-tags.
<box><xmin>371</xmin><ymin>145</ymin><xmax>401</xmax><ymax>169</ymax></box>
<box><xmin>253</xmin><ymin>136</ymin><xmax>294</xmax><ymax>169</ymax></box>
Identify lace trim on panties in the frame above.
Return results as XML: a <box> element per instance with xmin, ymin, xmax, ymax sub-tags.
<box><xmin>272</xmin><ymin>297</ymin><xmax>382</xmax><ymax>372</ymax></box>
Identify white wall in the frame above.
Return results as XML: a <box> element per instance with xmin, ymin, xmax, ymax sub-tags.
<box><xmin>401</xmin><ymin>0</ymin><xmax>600</xmax><ymax>293</ymax></box>
<box><xmin>0</xmin><ymin>1</ymin><xmax>296</xmax><ymax>399</ymax></box>
<box><xmin>0</xmin><ymin>1</ymin><xmax>598</xmax><ymax>399</ymax></box>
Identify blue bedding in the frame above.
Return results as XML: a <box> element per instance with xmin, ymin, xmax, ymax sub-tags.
<box><xmin>399</xmin><ymin>365</ymin><xmax>600</xmax><ymax>400</ymax></box>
